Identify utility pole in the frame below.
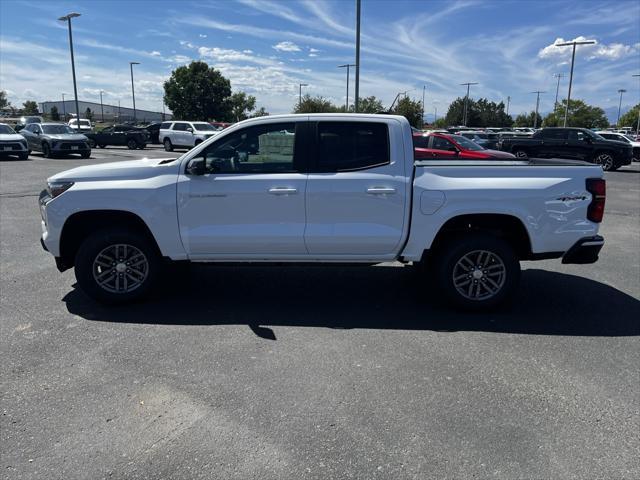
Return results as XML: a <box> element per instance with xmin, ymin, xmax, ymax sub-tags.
<box><xmin>58</xmin><ymin>12</ymin><xmax>81</xmax><ymax>131</ymax></box>
<box><xmin>118</xmin><ymin>100</ymin><xmax>120</xmax><ymax>121</ymax></box>
<box><xmin>338</xmin><ymin>64</ymin><xmax>356</xmax><ymax>111</ymax></box>
<box><xmin>61</xmin><ymin>93</ymin><xmax>67</xmax><ymax>121</ymax></box>
<box><xmin>555</xmin><ymin>39</ymin><xmax>596</xmax><ymax>127</ymax></box>
<box><xmin>616</xmin><ymin>89</ymin><xmax>627</xmax><ymax>127</ymax></box>
<box><xmin>354</xmin><ymin>0</ymin><xmax>361</xmax><ymax>112</ymax></box>
<box><xmin>460</xmin><ymin>82</ymin><xmax>478</xmax><ymax>126</ymax></box>
<box><xmin>633</xmin><ymin>75</ymin><xmax>640</xmax><ymax>134</ymax></box>
<box><xmin>553</xmin><ymin>73</ymin><xmax>564</xmax><ymax>113</ymax></box>
<box><xmin>434</xmin><ymin>106</ymin><xmax>437</xmax><ymax>123</ymax></box>
<box><xmin>506</xmin><ymin>95</ymin><xmax>511</xmax><ymax>116</ymax></box>
<box><xmin>298</xmin><ymin>83</ymin><xmax>308</xmax><ymax>106</ymax></box>
<box><xmin>531</xmin><ymin>91</ymin><xmax>546</xmax><ymax>129</ymax></box>
<box><xmin>99</xmin><ymin>90</ymin><xmax>104</xmax><ymax>122</ymax></box>
<box><xmin>129</xmin><ymin>61</ymin><xmax>140</xmax><ymax>123</ymax></box>
<box><xmin>421</xmin><ymin>85</ymin><xmax>426</xmax><ymax>127</ymax></box>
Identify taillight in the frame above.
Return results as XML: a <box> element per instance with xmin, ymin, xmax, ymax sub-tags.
<box><xmin>586</xmin><ymin>178</ymin><xmax>606</xmax><ymax>223</ymax></box>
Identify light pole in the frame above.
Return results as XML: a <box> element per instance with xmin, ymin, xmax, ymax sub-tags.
<box><xmin>460</xmin><ymin>82</ymin><xmax>478</xmax><ymax>126</ymax></box>
<box><xmin>555</xmin><ymin>39</ymin><xmax>596</xmax><ymax>126</ymax></box>
<box><xmin>354</xmin><ymin>0</ymin><xmax>361</xmax><ymax>112</ymax></box>
<box><xmin>434</xmin><ymin>106</ymin><xmax>437</xmax><ymax>123</ymax></box>
<box><xmin>99</xmin><ymin>90</ymin><xmax>104</xmax><ymax>122</ymax></box>
<box><xmin>61</xmin><ymin>93</ymin><xmax>67</xmax><ymax>121</ymax></box>
<box><xmin>506</xmin><ymin>95</ymin><xmax>511</xmax><ymax>116</ymax></box>
<box><xmin>421</xmin><ymin>84</ymin><xmax>426</xmax><ymax>126</ymax></box>
<box><xmin>129</xmin><ymin>61</ymin><xmax>140</xmax><ymax>123</ymax></box>
<box><xmin>633</xmin><ymin>75</ymin><xmax>640</xmax><ymax>134</ymax></box>
<box><xmin>117</xmin><ymin>100</ymin><xmax>121</xmax><ymax>121</ymax></box>
<box><xmin>531</xmin><ymin>91</ymin><xmax>546</xmax><ymax>129</ymax></box>
<box><xmin>338</xmin><ymin>64</ymin><xmax>356</xmax><ymax>111</ymax></box>
<box><xmin>58</xmin><ymin>12</ymin><xmax>81</xmax><ymax>131</ymax></box>
<box><xmin>616</xmin><ymin>89</ymin><xmax>627</xmax><ymax>127</ymax></box>
<box><xmin>298</xmin><ymin>83</ymin><xmax>308</xmax><ymax>106</ymax></box>
<box><xmin>553</xmin><ymin>73</ymin><xmax>564</xmax><ymax>114</ymax></box>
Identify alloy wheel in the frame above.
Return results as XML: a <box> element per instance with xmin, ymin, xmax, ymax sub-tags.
<box><xmin>595</xmin><ymin>153</ymin><xmax>613</xmax><ymax>171</ymax></box>
<box><xmin>452</xmin><ymin>250</ymin><xmax>506</xmax><ymax>301</ymax></box>
<box><xmin>92</xmin><ymin>243</ymin><xmax>149</xmax><ymax>294</ymax></box>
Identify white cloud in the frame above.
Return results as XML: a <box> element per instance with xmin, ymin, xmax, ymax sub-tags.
<box><xmin>308</xmin><ymin>53</ymin><xmax>318</xmax><ymax>57</ymax></box>
<box><xmin>538</xmin><ymin>36</ymin><xmax>638</xmax><ymax>61</ymax></box>
<box><xmin>243</xmin><ymin>49</ymin><xmax>253</xmax><ymax>54</ymax></box>
<box><xmin>199</xmin><ymin>34</ymin><xmax>207</xmax><ymax>38</ymax></box>
<box><xmin>309</xmin><ymin>48</ymin><xmax>320</xmax><ymax>53</ymax></box>
<box><xmin>273</xmin><ymin>41</ymin><xmax>301</xmax><ymax>52</ymax></box>
<box><xmin>150</xmin><ymin>51</ymin><xmax>161</xmax><ymax>57</ymax></box>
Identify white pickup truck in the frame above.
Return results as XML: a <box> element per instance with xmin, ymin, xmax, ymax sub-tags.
<box><xmin>39</xmin><ymin>114</ymin><xmax>606</xmax><ymax>309</ymax></box>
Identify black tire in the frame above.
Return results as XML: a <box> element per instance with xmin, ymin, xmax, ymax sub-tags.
<box><xmin>127</xmin><ymin>139</ymin><xmax>137</xmax><ymax>150</ymax></box>
<box><xmin>433</xmin><ymin>233</ymin><xmax>520</xmax><ymax>311</ymax></box>
<box><xmin>42</xmin><ymin>142</ymin><xmax>52</xmax><ymax>158</ymax></box>
<box><xmin>98</xmin><ymin>144</ymin><xmax>106</xmax><ymax>149</ymax></box>
<box><xmin>163</xmin><ymin>138</ymin><xmax>173</xmax><ymax>152</ymax></box>
<box><xmin>81</xmin><ymin>150</ymin><xmax>91</xmax><ymax>159</ymax></box>
<box><xmin>87</xmin><ymin>138</ymin><xmax>97</xmax><ymax>148</ymax></box>
<box><xmin>194</xmin><ymin>139</ymin><xmax>202</xmax><ymax>146</ymax></box>
<box><xmin>138</xmin><ymin>143</ymin><xmax>146</xmax><ymax>150</ymax></box>
<box><xmin>593</xmin><ymin>151</ymin><xmax>614</xmax><ymax>171</ymax></box>
<box><xmin>18</xmin><ymin>152</ymin><xmax>29</xmax><ymax>160</ymax></box>
<box><xmin>513</xmin><ymin>149</ymin><xmax>528</xmax><ymax>159</ymax></box>
<box><xmin>74</xmin><ymin>228</ymin><xmax>161</xmax><ymax>304</ymax></box>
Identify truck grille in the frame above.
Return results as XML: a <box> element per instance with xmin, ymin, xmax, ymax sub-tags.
<box><xmin>59</xmin><ymin>142</ymin><xmax>86</xmax><ymax>150</ymax></box>
<box><xmin>1</xmin><ymin>142</ymin><xmax>25</xmax><ymax>151</ymax></box>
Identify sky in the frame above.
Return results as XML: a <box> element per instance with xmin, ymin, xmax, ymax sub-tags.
<box><xmin>1</xmin><ymin>0</ymin><xmax>639</xmax><ymax>122</ymax></box>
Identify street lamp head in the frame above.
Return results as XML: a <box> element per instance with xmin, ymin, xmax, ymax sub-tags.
<box><xmin>299</xmin><ymin>83</ymin><xmax>308</xmax><ymax>87</ymax></box>
<box><xmin>618</xmin><ymin>89</ymin><xmax>627</xmax><ymax>93</ymax></box>
<box><xmin>555</xmin><ymin>40</ymin><xmax>596</xmax><ymax>47</ymax></box>
<box><xmin>130</xmin><ymin>61</ymin><xmax>140</xmax><ymax>65</ymax></box>
<box><xmin>58</xmin><ymin>12</ymin><xmax>81</xmax><ymax>21</ymax></box>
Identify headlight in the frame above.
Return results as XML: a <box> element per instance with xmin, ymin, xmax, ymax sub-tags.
<box><xmin>47</xmin><ymin>181</ymin><xmax>74</xmax><ymax>198</ymax></box>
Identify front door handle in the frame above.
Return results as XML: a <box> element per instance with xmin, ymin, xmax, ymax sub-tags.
<box><xmin>268</xmin><ymin>187</ymin><xmax>297</xmax><ymax>195</ymax></box>
<box><xmin>366</xmin><ymin>187</ymin><xmax>396</xmax><ymax>195</ymax></box>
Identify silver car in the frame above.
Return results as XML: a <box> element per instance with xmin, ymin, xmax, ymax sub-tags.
<box><xmin>20</xmin><ymin>123</ymin><xmax>91</xmax><ymax>158</ymax></box>
<box><xmin>0</xmin><ymin>123</ymin><xmax>29</xmax><ymax>160</ymax></box>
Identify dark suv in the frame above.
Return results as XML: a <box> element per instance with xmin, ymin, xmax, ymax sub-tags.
<box><xmin>498</xmin><ymin>127</ymin><xmax>633</xmax><ymax>170</ymax></box>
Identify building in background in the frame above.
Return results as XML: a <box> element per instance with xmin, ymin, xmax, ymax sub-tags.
<box><xmin>39</xmin><ymin>100</ymin><xmax>172</xmax><ymax>123</ymax></box>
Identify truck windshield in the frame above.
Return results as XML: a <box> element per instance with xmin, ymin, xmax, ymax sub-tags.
<box><xmin>451</xmin><ymin>135</ymin><xmax>485</xmax><ymax>151</ymax></box>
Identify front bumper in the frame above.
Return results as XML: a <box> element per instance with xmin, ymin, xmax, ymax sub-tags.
<box><xmin>562</xmin><ymin>235</ymin><xmax>604</xmax><ymax>264</ymax></box>
<box><xmin>0</xmin><ymin>141</ymin><xmax>28</xmax><ymax>153</ymax></box>
<box><xmin>51</xmin><ymin>142</ymin><xmax>90</xmax><ymax>153</ymax></box>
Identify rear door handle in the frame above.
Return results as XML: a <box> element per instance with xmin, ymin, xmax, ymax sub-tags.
<box><xmin>366</xmin><ymin>187</ymin><xmax>396</xmax><ymax>195</ymax></box>
<box><xmin>268</xmin><ymin>187</ymin><xmax>297</xmax><ymax>195</ymax></box>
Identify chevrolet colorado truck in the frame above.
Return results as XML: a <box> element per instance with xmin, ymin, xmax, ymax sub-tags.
<box><xmin>498</xmin><ymin>127</ymin><xmax>632</xmax><ymax>171</ymax></box>
<box><xmin>39</xmin><ymin>114</ymin><xmax>606</xmax><ymax>309</ymax></box>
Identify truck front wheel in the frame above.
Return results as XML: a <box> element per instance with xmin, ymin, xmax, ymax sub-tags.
<box><xmin>74</xmin><ymin>228</ymin><xmax>160</xmax><ymax>304</ymax></box>
<box><xmin>434</xmin><ymin>233</ymin><xmax>520</xmax><ymax>310</ymax></box>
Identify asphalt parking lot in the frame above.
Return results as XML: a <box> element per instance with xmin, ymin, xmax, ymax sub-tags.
<box><xmin>1</xmin><ymin>147</ymin><xmax>639</xmax><ymax>479</ymax></box>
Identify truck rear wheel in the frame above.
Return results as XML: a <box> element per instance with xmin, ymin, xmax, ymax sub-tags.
<box><xmin>434</xmin><ymin>233</ymin><xmax>520</xmax><ymax>310</ymax></box>
<box><xmin>594</xmin><ymin>152</ymin><xmax>614</xmax><ymax>171</ymax></box>
<box><xmin>513</xmin><ymin>149</ymin><xmax>528</xmax><ymax>159</ymax></box>
<box><xmin>163</xmin><ymin>138</ymin><xmax>173</xmax><ymax>152</ymax></box>
<box><xmin>74</xmin><ymin>228</ymin><xmax>160</xmax><ymax>304</ymax></box>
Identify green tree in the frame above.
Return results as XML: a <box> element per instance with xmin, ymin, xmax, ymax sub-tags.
<box><xmin>617</xmin><ymin>103</ymin><xmax>639</xmax><ymax>129</ymax></box>
<box><xmin>543</xmin><ymin>99</ymin><xmax>609</xmax><ymax>129</ymax></box>
<box><xmin>513</xmin><ymin>111</ymin><xmax>542</xmax><ymax>128</ymax></box>
<box><xmin>22</xmin><ymin>100</ymin><xmax>38</xmax><ymax>115</ymax></box>
<box><xmin>392</xmin><ymin>96</ymin><xmax>423</xmax><ymax>128</ymax></box>
<box><xmin>164</xmin><ymin>61</ymin><xmax>232</xmax><ymax>121</ymax></box>
<box><xmin>444</xmin><ymin>97</ymin><xmax>512</xmax><ymax>128</ymax></box>
<box><xmin>352</xmin><ymin>96</ymin><xmax>385</xmax><ymax>113</ymax></box>
<box><xmin>229</xmin><ymin>92</ymin><xmax>257</xmax><ymax>122</ymax></box>
<box><xmin>293</xmin><ymin>94</ymin><xmax>340</xmax><ymax>113</ymax></box>
<box><xmin>84</xmin><ymin>107</ymin><xmax>93</xmax><ymax>121</ymax></box>
<box><xmin>50</xmin><ymin>106</ymin><xmax>60</xmax><ymax>121</ymax></box>
<box><xmin>0</xmin><ymin>90</ymin><xmax>10</xmax><ymax>110</ymax></box>
<box><xmin>250</xmin><ymin>107</ymin><xmax>269</xmax><ymax>118</ymax></box>
<box><xmin>433</xmin><ymin>117</ymin><xmax>448</xmax><ymax>128</ymax></box>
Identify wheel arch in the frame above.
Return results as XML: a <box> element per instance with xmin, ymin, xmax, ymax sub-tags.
<box><xmin>59</xmin><ymin>210</ymin><xmax>163</xmax><ymax>268</ymax></box>
<box><xmin>425</xmin><ymin>213</ymin><xmax>533</xmax><ymax>261</ymax></box>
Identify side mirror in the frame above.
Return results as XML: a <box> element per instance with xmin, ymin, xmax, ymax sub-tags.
<box><xmin>186</xmin><ymin>157</ymin><xmax>206</xmax><ymax>176</ymax></box>
<box><xmin>187</xmin><ymin>127</ymin><xmax>194</xmax><ymax>133</ymax></box>
<box><xmin>35</xmin><ymin>130</ymin><xmax>40</xmax><ymax>135</ymax></box>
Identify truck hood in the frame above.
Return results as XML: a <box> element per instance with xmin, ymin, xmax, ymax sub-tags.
<box><xmin>49</xmin><ymin>157</ymin><xmax>180</xmax><ymax>183</ymax></box>
<box><xmin>0</xmin><ymin>133</ymin><xmax>25</xmax><ymax>142</ymax></box>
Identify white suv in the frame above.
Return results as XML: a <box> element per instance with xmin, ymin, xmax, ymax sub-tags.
<box><xmin>159</xmin><ymin>121</ymin><xmax>220</xmax><ymax>151</ymax></box>
<box><xmin>68</xmin><ymin>118</ymin><xmax>93</xmax><ymax>132</ymax></box>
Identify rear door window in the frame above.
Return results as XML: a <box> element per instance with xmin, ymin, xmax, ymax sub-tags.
<box><xmin>541</xmin><ymin>129</ymin><xmax>568</xmax><ymax>140</ymax></box>
<box><xmin>173</xmin><ymin>123</ymin><xmax>188</xmax><ymax>131</ymax></box>
<box><xmin>431</xmin><ymin>136</ymin><xmax>455</xmax><ymax>150</ymax></box>
<box><xmin>314</xmin><ymin>122</ymin><xmax>389</xmax><ymax>172</ymax></box>
<box><xmin>160</xmin><ymin>122</ymin><xmax>172</xmax><ymax>129</ymax></box>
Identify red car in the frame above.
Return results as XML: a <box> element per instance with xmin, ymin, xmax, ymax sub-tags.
<box><xmin>413</xmin><ymin>133</ymin><xmax>516</xmax><ymax>160</ymax></box>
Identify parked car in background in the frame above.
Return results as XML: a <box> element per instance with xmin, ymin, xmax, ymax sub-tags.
<box><xmin>498</xmin><ymin>127</ymin><xmax>633</xmax><ymax>170</ymax></box>
<box><xmin>20</xmin><ymin>123</ymin><xmax>90</xmax><ymax>158</ymax></box>
<box><xmin>14</xmin><ymin>116</ymin><xmax>43</xmax><ymax>132</ymax></box>
<box><xmin>596</xmin><ymin>131</ymin><xmax>640</xmax><ymax>161</ymax></box>
<box><xmin>143</xmin><ymin>123</ymin><xmax>161</xmax><ymax>144</ymax></box>
<box><xmin>413</xmin><ymin>132</ymin><xmax>516</xmax><ymax>160</ymax></box>
<box><xmin>84</xmin><ymin>125</ymin><xmax>147</xmax><ymax>149</ymax></box>
<box><xmin>159</xmin><ymin>121</ymin><xmax>220</xmax><ymax>151</ymax></box>
<box><xmin>39</xmin><ymin>113</ymin><xmax>606</xmax><ymax>310</ymax></box>
<box><xmin>68</xmin><ymin>118</ymin><xmax>93</xmax><ymax>132</ymax></box>
<box><xmin>0</xmin><ymin>123</ymin><xmax>29</xmax><ymax>160</ymax></box>
<box><xmin>455</xmin><ymin>131</ymin><xmax>499</xmax><ymax>149</ymax></box>
<box><xmin>210</xmin><ymin>121</ymin><xmax>232</xmax><ymax>130</ymax></box>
